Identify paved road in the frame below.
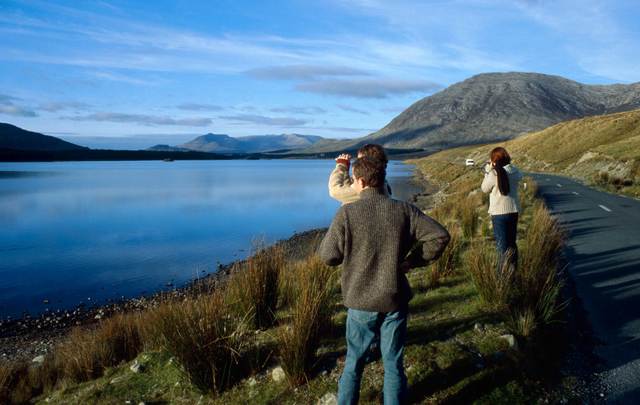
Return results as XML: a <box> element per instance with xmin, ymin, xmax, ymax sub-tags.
<box><xmin>532</xmin><ymin>173</ymin><xmax>640</xmax><ymax>403</ymax></box>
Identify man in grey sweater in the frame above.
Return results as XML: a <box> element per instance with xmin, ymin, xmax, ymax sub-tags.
<box><xmin>319</xmin><ymin>157</ymin><xmax>450</xmax><ymax>405</ymax></box>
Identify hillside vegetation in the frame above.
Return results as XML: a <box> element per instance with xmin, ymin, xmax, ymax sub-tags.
<box><xmin>455</xmin><ymin>108</ymin><xmax>640</xmax><ymax>197</ymax></box>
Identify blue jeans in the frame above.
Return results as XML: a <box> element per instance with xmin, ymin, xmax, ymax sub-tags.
<box><xmin>491</xmin><ymin>213</ymin><xmax>519</xmax><ymax>269</ymax></box>
<box><xmin>338</xmin><ymin>308</ymin><xmax>408</xmax><ymax>405</ymax></box>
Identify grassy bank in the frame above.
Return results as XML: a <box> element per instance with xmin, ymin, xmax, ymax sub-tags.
<box><xmin>1</xmin><ymin>155</ymin><xmax>569</xmax><ymax>404</ymax></box>
<box><xmin>451</xmin><ymin>108</ymin><xmax>640</xmax><ymax>198</ymax></box>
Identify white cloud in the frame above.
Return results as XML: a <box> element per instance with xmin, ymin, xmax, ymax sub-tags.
<box><xmin>269</xmin><ymin>106</ymin><xmax>327</xmax><ymax>115</ymax></box>
<box><xmin>512</xmin><ymin>0</ymin><xmax>640</xmax><ymax>82</ymax></box>
<box><xmin>92</xmin><ymin>71</ymin><xmax>160</xmax><ymax>86</ymax></box>
<box><xmin>337</xmin><ymin>104</ymin><xmax>369</xmax><ymax>115</ymax></box>
<box><xmin>63</xmin><ymin>112</ymin><xmax>213</xmax><ymax>127</ymax></box>
<box><xmin>297</xmin><ymin>79</ymin><xmax>441</xmax><ymax>99</ymax></box>
<box><xmin>39</xmin><ymin>101</ymin><xmax>91</xmax><ymax>112</ymax></box>
<box><xmin>0</xmin><ymin>104</ymin><xmax>38</xmax><ymax>117</ymax></box>
<box><xmin>177</xmin><ymin>103</ymin><xmax>224</xmax><ymax>112</ymax></box>
<box><xmin>246</xmin><ymin>65</ymin><xmax>369</xmax><ymax>80</ymax></box>
<box><xmin>0</xmin><ymin>93</ymin><xmax>37</xmax><ymax>117</ymax></box>
<box><xmin>219</xmin><ymin>114</ymin><xmax>308</xmax><ymax>126</ymax></box>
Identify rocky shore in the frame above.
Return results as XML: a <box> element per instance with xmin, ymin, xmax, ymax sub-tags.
<box><xmin>1</xmin><ymin>166</ymin><xmax>434</xmax><ymax>364</ymax></box>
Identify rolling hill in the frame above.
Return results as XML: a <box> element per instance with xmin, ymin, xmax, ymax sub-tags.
<box><xmin>304</xmin><ymin>72</ymin><xmax>640</xmax><ymax>153</ymax></box>
<box><xmin>0</xmin><ymin>123</ymin><xmax>87</xmax><ymax>151</ymax></box>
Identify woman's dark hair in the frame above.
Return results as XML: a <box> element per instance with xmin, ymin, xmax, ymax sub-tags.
<box><xmin>357</xmin><ymin>144</ymin><xmax>388</xmax><ymax>166</ymax></box>
<box><xmin>352</xmin><ymin>156</ymin><xmax>386</xmax><ymax>189</ymax></box>
<box><xmin>490</xmin><ymin>147</ymin><xmax>512</xmax><ymax>195</ymax></box>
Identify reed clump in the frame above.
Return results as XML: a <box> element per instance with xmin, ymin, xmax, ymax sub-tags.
<box><xmin>144</xmin><ymin>291</ymin><xmax>250</xmax><ymax>393</ymax></box>
<box><xmin>0</xmin><ymin>312</ymin><xmax>144</xmax><ymax>403</ymax></box>
<box><xmin>428</xmin><ymin>228</ymin><xmax>462</xmax><ymax>287</ymax></box>
<box><xmin>519</xmin><ymin>176</ymin><xmax>538</xmax><ymax>212</ymax></box>
<box><xmin>278</xmin><ymin>255</ymin><xmax>336</xmax><ymax>386</ymax></box>
<box><xmin>466</xmin><ymin>242</ymin><xmax>515</xmax><ymax>312</ymax></box>
<box><xmin>457</xmin><ymin>197</ymin><xmax>480</xmax><ymax>239</ymax></box>
<box><xmin>55</xmin><ymin>312</ymin><xmax>143</xmax><ymax>382</ymax></box>
<box><xmin>510</xmin><ymin>202</ymin><xmax>565</xmax><ymax>337</ymax></box>
<box><xmin>466</xmin><ymin>197</ymin><xmax>565</xmax><ymax>337</ymax></box>
<box><xmin>227</xmin><ymin>244</ymin><xmax>285</xmax><ymax>329</ymax></box>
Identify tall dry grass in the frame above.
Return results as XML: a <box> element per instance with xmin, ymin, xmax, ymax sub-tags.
<box><xmin>510</xmin><ymin>202</ymin><xmax>565</xmax><ymax>337</ymax></box>
<box><xmin>227</xmin><ymin>245</ymin><xmax>285</xmax><ymax>329</ymax></box>
<box><xmin>56</xmin><ymin>312</ymin><xmax>143</xmax><ymax>382</ymax></box>
<box><xmin>0</xmin><ymin>312</ymin><xmax>144</xmax><ymax>404</ymax></box>
<box><xmin>0</xmin><ymin>361</ymin><xmax>19</xmax><ymax>404</ymax></box>
<box><xmin>519</xmin><ymin>176</ymin><xmax>538</xmax><ymax>212</ymax></box>
<box><xmin>278</xmin><ymin>255</ymin><xmax>336</xmax><ymax>386</ymax></box>
<box><xmin>144</xmin><ymin>291</ymin><xmax>251</xmax><ymax>393</ymax></box>
<box><xmin>428</xmin><ymin>228</ymin><xmax>462</xmax><ymax>286</ymax></box>
<box><xmin>466</xmin><ymin>200</ymin><xmax>565</xmax><ymax>337</ymax></box>
<box><xmin>457</xmin><ymin>197</ymin><xmax>479</xmax><ymax>239</ymax></box>
<box><xmin>0</xmin><ymin>361</ymin><xmax>43</xmax><ymax>405</ymax></box>
<box><xmin>466</xmin><ymin>242</ymin><xmax>515</xmax><ymax>312</ymax></box>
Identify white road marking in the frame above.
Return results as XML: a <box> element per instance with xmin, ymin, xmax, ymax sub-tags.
<box><xmin>599</xmin><ymin>205</ymin><xmax>612</xmax><ymax>212</ymax></box>
<box><xmin>572</xmin><ymin>191</ymin><xmax>580</xmax><ymax>195</ymax></box>
<box><xmin>557</xmin><ymin>184</ymin><xmax>563</xmax><ymax>188</ymax></box>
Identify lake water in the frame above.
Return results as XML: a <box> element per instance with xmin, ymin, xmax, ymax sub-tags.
<box><xmin>0</xmin><ymin>160</ymin><xmax>420</xmax><ymax>318</ymax></box>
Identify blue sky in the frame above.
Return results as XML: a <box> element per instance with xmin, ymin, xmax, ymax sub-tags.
<box><xmin>1</xmin><ymin>0</ymin><xmax>639</xmax><ymax>149</ymax></box>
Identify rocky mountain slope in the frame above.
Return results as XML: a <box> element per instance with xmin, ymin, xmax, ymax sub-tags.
<box><xmin>305</xmin><ymin>72</ymin><xmax>640</xmax><ymax>152</ymax></box>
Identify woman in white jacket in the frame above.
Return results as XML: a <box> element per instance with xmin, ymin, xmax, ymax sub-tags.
<box><xmin>481</xmin><ymin>147</ymin><xmax>522</xmax><ymax>269</ymax></box>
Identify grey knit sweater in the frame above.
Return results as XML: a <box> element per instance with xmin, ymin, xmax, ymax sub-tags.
<box><xmin>319</xmin><ymin>188</ymin><xmax>450</xmax><ymax>312</ymax></box>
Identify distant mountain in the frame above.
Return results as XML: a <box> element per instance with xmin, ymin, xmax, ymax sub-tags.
<box><xmin>0</xmin><ymin>123</ymin><xmax>87</xmax><ymax>151</ymax></box>
<box><xmin>179</xmin><ymin>133</ymin><xmax>242</xmax><ymax>152</ymax></box>
<box><xmin>303</xmin><ymin>72</ymin><xmax>640</xmax><ymax>152</ymax></box>
<box><xmin>149</xmin><ymin>133</ymin><xmax>326</xmax><ymax>153</ymax></box>
<box><xmin>146</xmin><ymin>144</ymin><xmax>190</xmax><ymax>152</ymax></box>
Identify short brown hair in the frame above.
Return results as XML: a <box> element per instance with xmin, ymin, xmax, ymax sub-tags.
<box><xmin>357</xmin><ymin>144</ymin><xmax>388</xmax><ymax>165</ymax></box>
<box><xmin>352</xmin><ymin>156</ymin><xmax>386</xmax><ymax>188</ymax></box>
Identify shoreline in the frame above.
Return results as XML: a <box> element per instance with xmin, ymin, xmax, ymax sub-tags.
<box><xmin>1</xmin><ymin>165</ymin><xmax>436</xmax><ymax>363</ymax></box>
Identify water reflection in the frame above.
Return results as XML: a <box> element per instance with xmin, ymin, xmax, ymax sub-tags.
<box><xmin>0</xmin><ymin>160</ymin><xmax>419</xmax><ymax>317</ymax></box>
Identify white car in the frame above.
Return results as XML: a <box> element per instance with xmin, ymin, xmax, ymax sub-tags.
<box><xmin>465</xmin><ymin>159</ymin><xmax>475</xmax><ymax>166</ymax></box>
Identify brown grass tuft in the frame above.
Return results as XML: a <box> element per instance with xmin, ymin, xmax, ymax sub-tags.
<box><xmin>143</xmin><ymin>291</ymin><xmax>250</xmax><ymax>393</ymax></box>
<box><xmin>227</xmin><ymin>244</ymin><xmax>285</xmax><ymax>329</ymax></box>
<box><xmin>278</xmin><ymin>255</ymin><xmax>336</xmax><ymax>386</ymax></box>
<box><xmin>428</xmin><ymin>228</ymin><xmax>462</xmax><ymax>287</ymax></box>
<box><xmin>55</xmin><ymin>312</ymin><xmax>143</xmax><ymax>382</ymax></box>
<box><xmin>466</xmin><ymin>242</ymin><xmax>515</xmax><ymax>312</ymax></box>
<box><xmin>510</xmin><ymin>202</ymin><xmax>565</xmax><ymax>337</ymax></box>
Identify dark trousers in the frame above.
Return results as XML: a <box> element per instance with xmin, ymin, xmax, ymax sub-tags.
<box><xmin>491</xmin><ymin>213</ymin><xmax>519</xmax><ymax>269</ymax></box>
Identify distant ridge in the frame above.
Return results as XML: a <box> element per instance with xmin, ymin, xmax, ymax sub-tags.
<box><xmin>303</xmin><ymin>72</ymin><xmax>640</xmax><ymax>152</ymax></box>
<box><xmin>0</xmin><ymin>123</ymin><xmax>87</xmax><ymax>151</ymax></box>
<box><xmin>149</xmin><ymin>133</ymin><xmax>326</xmax><ymax>153</ymax></box>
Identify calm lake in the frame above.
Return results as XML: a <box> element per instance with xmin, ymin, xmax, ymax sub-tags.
<box><xmin>0</xmin><ymin>160</ymin><xmax>420</xmax><ymax>318</ymax></box>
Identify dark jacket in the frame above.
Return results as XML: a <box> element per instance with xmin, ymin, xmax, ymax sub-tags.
<box><xmin>319</xmin><ymin>188</ymin><xmax>450</xmax><ymax>312</ymax></box>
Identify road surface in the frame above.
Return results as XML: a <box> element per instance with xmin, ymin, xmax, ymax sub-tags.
<box><xmin>532</xmin><ymin>173</ymin><xmax>640</xmax><ymax>403</ymax></box>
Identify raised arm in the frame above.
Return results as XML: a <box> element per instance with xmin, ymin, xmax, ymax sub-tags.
<box><xmin>406</xmin><ymin>206</ymin><xmax>450</xmax><ymax>267</ymax></box>
<box><xmin>328</xmin><ymin>160</ymin><xmax>359</xmax><ymax>204</ymax></box>
<box><xmin>318</xmin><ymin>207</ymin><xmax>347</xmax><ymax>266</ymax></box>
<box><xmin>481</xmin><ymin>165</ymin><xmax>496</xmax><ymax>193</ymax></box>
